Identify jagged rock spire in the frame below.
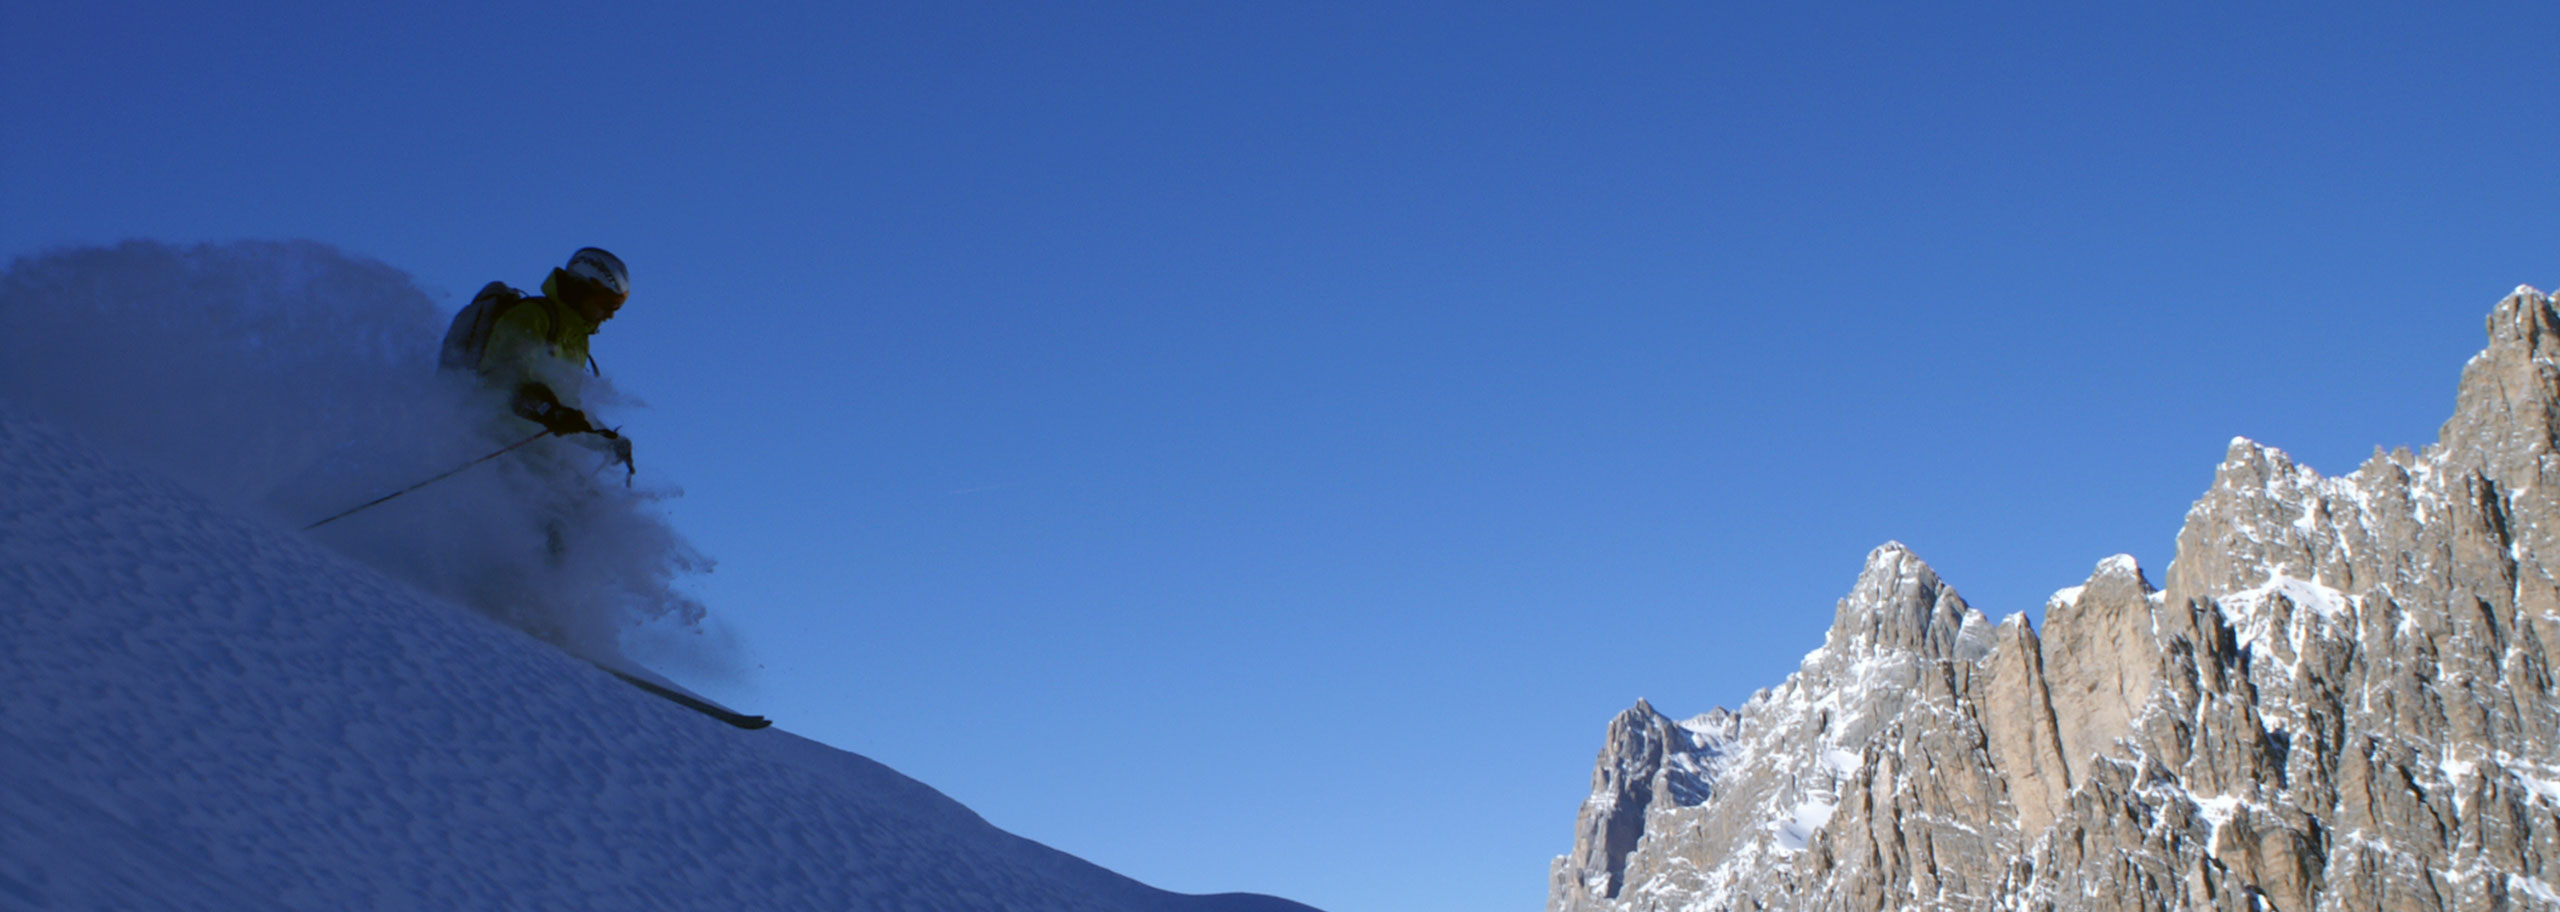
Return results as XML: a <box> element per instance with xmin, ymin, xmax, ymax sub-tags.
<box><xmin>1823</xmin><ymin>542</ymin><xmax>1976</xmax><ymax>660</ymax></box>
<box><xmin>2444</xmin><ymin>285</ymin><xmax>2560</xmax><ymax>481</ymax></box>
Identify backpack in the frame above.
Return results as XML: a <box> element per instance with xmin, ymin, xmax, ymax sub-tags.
<box><xmin>438</xmin><ymin>281</ymin><xmax>530</xmax><ymax>374</ymax></box>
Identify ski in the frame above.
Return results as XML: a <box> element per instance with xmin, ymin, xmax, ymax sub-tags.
<box><xmin>598</xmin><ymin>667</ymin><xmax>773</xmax><ymax>730</ymax></box>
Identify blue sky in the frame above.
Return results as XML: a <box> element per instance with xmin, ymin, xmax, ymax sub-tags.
<box><xmin>7</xmin><ymin>4</ymin><xmax>2559</xmax><ymax>911</ymax></box>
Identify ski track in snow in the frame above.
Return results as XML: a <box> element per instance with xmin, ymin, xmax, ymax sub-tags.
<box><xmin>0</xmin><ymin>409</ymin><xmax>1314</xmax><ymax>912</ymax></box>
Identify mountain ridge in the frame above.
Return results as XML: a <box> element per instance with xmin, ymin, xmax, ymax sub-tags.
<box><xmin>1551</xmin><ymin>286</ymin><xmax>2560</xmax><ymax>911</ymax></box>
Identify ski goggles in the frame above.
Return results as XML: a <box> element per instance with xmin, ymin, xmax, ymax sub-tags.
<box><xmin>563</xmin><ymin>274</ymin><xmax>628</xmax><ymax>316</ymax></box>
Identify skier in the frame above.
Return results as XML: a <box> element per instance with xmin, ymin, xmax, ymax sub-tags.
<box><xmin>430</xmin><ymin>249</ymin><xmax>769</xmax><ymax>728</ymax></box>
<box><xmin>440</xmin><ymin>246</ymin><xmax>636</xmax><ymax>475</ymax></box>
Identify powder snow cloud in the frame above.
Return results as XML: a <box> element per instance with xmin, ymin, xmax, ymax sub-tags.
<box><xmin>0</xmin><ymin>239</ymin><xmax>710</xmax><ymax>662</ymax></box>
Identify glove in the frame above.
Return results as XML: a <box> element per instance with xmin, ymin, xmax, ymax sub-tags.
<box><xmin>533</xmin><ymin>403</ymin><xmax>594</xmax><ymax>436</ymax></box>
<box><xmin>594</xmin><ymin>428</ymin><xmax>636</xmax><ymax>484</ymax></box>
<box><xmin>513</xmin><ymin>384</ymin><xmax>594</xmax><ymax>435</ymax></box>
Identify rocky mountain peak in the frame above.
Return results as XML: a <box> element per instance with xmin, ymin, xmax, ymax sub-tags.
<box><xmin>1822</xmin><ymin>541</ymin><xmax>1980</xmax><ymax>662</ymax></box>
<box><xmin>1614</xmin><ymin>698</ymin><xmax>1660</xmax><ymax>727</ymax></box>
<box><xmin>2445</xmin><ymin>285</ymin><xmax>2560</xmax><ymax>488</ymax></box>
<box><xmin>2081</xmin><ymin>552</ymin><xmax>2153</xmax><ymax>606</ymax></box>
<box><xmin>1553</xmin><ymin>700</ymin><xmax>1738</xmax><ymax>906</ymax></box>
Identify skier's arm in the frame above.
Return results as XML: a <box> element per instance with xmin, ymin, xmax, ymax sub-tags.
<box><xmin>512</xmin><ymin>384</ymin><xmax>633</xmax><ymax>479</ymax></box>
<box><xmin>512</xmin><ymin>383</ymin><xmax>594</xmax><ymax>435</ymax></box>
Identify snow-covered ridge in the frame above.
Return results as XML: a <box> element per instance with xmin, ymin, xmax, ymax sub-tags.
<box><xmin>0</xmin><ymin>408</ymin><xmax>1317</xmax><ymax>912</ymax></box>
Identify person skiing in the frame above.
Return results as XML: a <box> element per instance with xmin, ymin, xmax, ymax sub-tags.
<box><xmin>440</xmin><ymin>246</ymin><xmax>636</xmax><ymax>475</ymax></box>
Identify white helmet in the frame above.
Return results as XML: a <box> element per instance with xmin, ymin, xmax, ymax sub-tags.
<box><xmin>564</xmin><ymin>247</ymin><xmax>630</xmax><ymax>300</ymax></box>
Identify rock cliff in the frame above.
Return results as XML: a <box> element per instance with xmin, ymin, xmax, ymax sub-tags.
<box><xmin>1550</xmin><ymin>287</ymin><xmax>2560</xmax><ymax>911</ymax></box>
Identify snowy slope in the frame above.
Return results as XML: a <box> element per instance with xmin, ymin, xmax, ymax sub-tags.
<box><xmin>0</xmin><ymin>408</ymin><xmax>1317</xmax><ymax>912</ymax></box>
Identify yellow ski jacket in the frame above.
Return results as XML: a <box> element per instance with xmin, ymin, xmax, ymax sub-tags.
<box><xmin>478</xmin><ymin>270</ymin><xmax>600</xmax><ymax>394</ymax></box>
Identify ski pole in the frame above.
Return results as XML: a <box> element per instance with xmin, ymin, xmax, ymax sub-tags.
<box><xmin>303</xmin><ymin>429</ymin><xmax>552</xmax><ymax>531</ymax></box>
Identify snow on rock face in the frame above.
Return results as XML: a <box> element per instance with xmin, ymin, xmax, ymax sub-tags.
<box><xmin>1553</xmin><ymin>701</ymin><xmax>1738</xmax><ymax>903</ymax></box>
<box><xmin>1549</xmin><ymin>285</ymin><xmax>2560</xmax><ymax>912</ymax></box>
<box><xmin>1551</xmin><ymin>543</ymin><xmax>2011</xmax><ymax>912</ymax></box>
<box><xmin>0</xmin><ymin>410</ymin><xmax>1318</xmax><ymax>912</ymax></box>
